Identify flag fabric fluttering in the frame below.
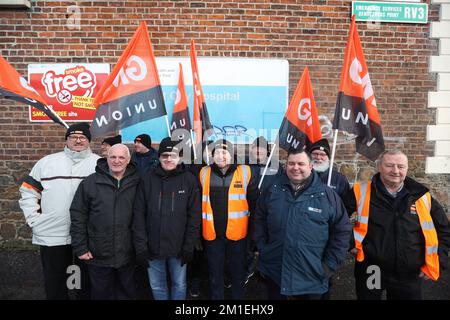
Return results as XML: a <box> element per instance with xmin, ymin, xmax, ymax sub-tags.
<box><xmin>0</xmin><ymin>55</ymin><xmax>66</xmax><ymax>127</ymax></box>
<box><xmin>170</xmin><ymin>64</ymin><xmax>193</xmax><ymax>145</ymax></box>
<box><xmin>278</xmin><ymin>66</ymin><xmax>322</xmax><ymax>152</ymax></box>
<box><xmin>91</xmin><ymin>21</ymin><xmax>167</xmax><ymax>138</ymax></box>
<box><xmin>190</xmin><ymin>40</ymin><xmax>213</xmax><ymax>145</ymax></box>
<box><xmin>332</xmin><ymin>15</ymin><xmax>384</xmax><ymax>161</ymax></box>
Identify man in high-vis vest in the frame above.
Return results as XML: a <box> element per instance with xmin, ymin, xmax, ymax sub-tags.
<box><xmin>200</xmin><ymin>139</ymin><xmax>259</xmax><ymax>300</ymax></box>
<box><xmin>344</xmin><ymin>150</ymin><xmax>450</xmax><ymax>300</ymax></box>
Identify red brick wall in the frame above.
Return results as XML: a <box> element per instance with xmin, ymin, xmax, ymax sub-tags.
<box><xmin>0</xmin><ymin>0</ymin><xmax>448</xmax><ymax>245</ymax></box>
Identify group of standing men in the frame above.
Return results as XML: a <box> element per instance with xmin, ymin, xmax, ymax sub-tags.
<box><xmin>19</xmin><ymin>122</ymin><xmax>450</xmax><ymax>300</ymax></box>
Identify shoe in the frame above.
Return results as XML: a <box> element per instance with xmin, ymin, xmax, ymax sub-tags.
<box><xmin>244</xmin><ymin>271</ymin><xmax>254</xmax><ymax>285</ymax></box>
<box><xmin>224</xmin><ymin>278</ymin><xmax>232</xmax><ymax>289</ymax></box>
<box><xmin>189</xmin><ymin>279</ymin><xmax>200</xmax><ymax>298</ymax></box>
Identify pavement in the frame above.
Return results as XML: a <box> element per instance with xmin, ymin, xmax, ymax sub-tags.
<box><xmin>1</xmin><ymin>248</ymin><xmax>449</xmax><ymax>300</ymax></box>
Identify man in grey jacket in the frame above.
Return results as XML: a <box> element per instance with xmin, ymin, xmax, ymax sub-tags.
<box><xmin>19</xmin><ymin>123</ymin><xmax>99</xmax><ymax>300</ymax></box>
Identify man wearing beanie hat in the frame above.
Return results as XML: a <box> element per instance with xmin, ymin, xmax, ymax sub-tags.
<box><xmin>199</xmin><ymin>139</ymin><xmax>259</xmax><ymax>300</ymax></box>
<box><xmin>131</xmin><ymin>133</ymin><xmax>159</xmax><ymax>175</ymax></box>
<box><xmin>101</xmin><ymin>134</ymin><xmax>122</xmax><ymax>158</ymax></box>
<box><xmin>132</xmin><ymin>137</ymin><xmax>201</xmax><ymax>300</ymax></box>
<box><xmin>19</xmin><ymin>122</ymin><xmax>100</xmax><ymax>300</ymax></box>
<box><xmin>248</xmin><ymin>136</ymin><xmax>282</xmax><ymax>190</ymax></box>
<box><xmin>245</xmin><ymin>136</ymin><xmax>282</xmax><ymax>286</ymax></box>
<box><xmin>308</xmin><ymin>138</ymin><xmax>349</xmax><ymax>198</ymax></box>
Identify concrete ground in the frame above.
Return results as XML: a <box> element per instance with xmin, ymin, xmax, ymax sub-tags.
<box><xmin>1</xmin><ymin>248</ymin><xmax>449</xmax><ymax>300</ymax></box>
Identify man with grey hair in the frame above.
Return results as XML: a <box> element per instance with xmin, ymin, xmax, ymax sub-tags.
<box><xmin>70</xmin><ymin>143</ymin><xmax>141</xmax><ymax>299</ymax></box>
<box><xmin>344</xmin><ymin>150</ymin><xmax>450</xmax><ymax>300</ymax></box>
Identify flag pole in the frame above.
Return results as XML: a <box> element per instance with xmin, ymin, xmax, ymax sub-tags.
<box><xmin>205</xmin><ymin>140</ymin><xmax>210</xmax><ymax>165</ymax></box>
<box><xmin>49</xmin><ymin>106</ymin><xmax>69</xmax><ymax>128</ymax></box>
<box><xmin>164</xmin><ymin>115</ymin><xmax>171</xmax><ymax>137</ymax></box>
<box><xmin>190</xmin><ymin>129</ymin><xmax>197</xmax><ymax>160</ymax></box>
<box><xmin>327</xmin><ymin>129</ymin><xmax>338</xmax><ymax>187</ymax></box>
<box><xmin>258</xmin><ymin>142</ymin><xmax>277</xmax><ymax>190</ymax></box>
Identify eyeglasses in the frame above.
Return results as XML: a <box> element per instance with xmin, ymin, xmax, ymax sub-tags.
<box><xmin>160</xmin><ymin>153</ymin><xmax>179</xmax><ymax>160</ymax></box>
<box><xmin>311</xmin><ymin>151</ymin><xmax>328</xmax><ymax>158</ymax></box>
<box><xmin>68</xmin><ymin>135</ymin><xmax>87</xmax><ymax>142</ymax></box>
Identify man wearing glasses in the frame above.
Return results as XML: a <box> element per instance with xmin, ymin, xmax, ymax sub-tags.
<box><xmin>132</xmin><ymin>137</ymin><xmax>201</xmax><ymax>300</ymax></box>
<box><xmin>308</xmin><ymin>138</ymin><xmax>350</xmax><ymax>198</ymax></box>
<box><xmin>19</xmin><ymin>122</ymin><xmax>100</xmax><ymax>299</ymax></box>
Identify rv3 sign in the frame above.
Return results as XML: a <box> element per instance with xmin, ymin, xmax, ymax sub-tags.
<box><xmin>352</xmin><ymin>1</ymin><xmax>428</xmax><ymax>24</ymax></box>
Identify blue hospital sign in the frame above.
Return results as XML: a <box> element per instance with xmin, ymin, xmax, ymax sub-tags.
<box><xmin>121</xmin><ymin>57</ymin><xmax>289</xmax><ymax>144</ymax></box>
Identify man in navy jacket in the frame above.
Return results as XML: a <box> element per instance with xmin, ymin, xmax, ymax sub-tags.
<box><xmin>254</xmin><ymin>149</ymin><xmax>351</xmax><ymax>299</ymax></box>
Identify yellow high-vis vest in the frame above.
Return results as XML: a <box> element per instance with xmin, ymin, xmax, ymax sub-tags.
<box><xmin>353</xmin><ymin>181</ymin><xmax>440</xmax><ymax>281</ymax></box>
<box><xmin>200</xmin><ymin>165</ymin><xmax>251</xmax><ymax>241</ymax></box>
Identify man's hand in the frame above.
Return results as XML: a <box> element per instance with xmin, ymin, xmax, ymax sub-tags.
<box><xmin>350</xmin><ymin>248</ymin><xmax>358</xmax><ymax>257</ymax></box>
<box><xmin>419</xmin><ymin>272</ymin><xmax>431</xmax><ymax>281</ymax></box>
<box><xmin>78</xmin><ymin>251</ymin><xmax>93</xmax><ymax>260</ymax></box>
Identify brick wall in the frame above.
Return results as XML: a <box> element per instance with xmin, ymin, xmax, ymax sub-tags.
<box><xmin>0</xmin><ymin>0</ymin><xmax>448</xmax><ymax>246</ymax></box>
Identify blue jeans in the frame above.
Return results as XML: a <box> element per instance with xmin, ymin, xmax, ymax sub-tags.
<box><xmin>147</xmin><ymin>258</ymin><xmax>187</xmax><ymax>300</ymax></box>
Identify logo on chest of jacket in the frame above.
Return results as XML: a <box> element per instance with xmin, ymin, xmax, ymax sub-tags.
<box><xmin>410</xmin><ymin>204</ymin><xmax>417</xmax><ymax>215</ymax></box>
<box><xmin>308</xmin><ymin>207</ymin><xmax>322</xmax><ymax>213</ymax></box>
<box><xmin>178</xmin><ymin>190</ymin><xmax>186</xmax><ymax>194</ymax></box>
<box><xmin>234</xmin><ymin>181</ymin><xmax>243</xmax><ymax>188</ymax></box>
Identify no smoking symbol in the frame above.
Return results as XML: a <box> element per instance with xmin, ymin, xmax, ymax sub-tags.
<box><xmin>57</xmin><ymin>89</ymin><xmax>72</xmax><ymax>105</ymax></box>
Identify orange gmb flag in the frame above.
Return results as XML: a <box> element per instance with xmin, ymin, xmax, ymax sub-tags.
<box><xmin>171</xmin><ymin>64</ymin><xmax>191</xmax><ymax>132</ymax></box>
<box><xmin>91</xmin><ymin>21</ymin><xmax>166</xmax><ymax>137</ymax></box>
<box><xmin>170</xmin><ymin>63</ymin><xmax>193</xmax><ymax>148</ymax></box>
<box><xmin>190</xmin><ymin>39</ymin><xmax>213</xmax><ymax>144</ymax></box>
<box><xmin>0</xmin><ymin>55</ymin><xmax>65</xmax><ymax>126</ymax></box>
<box><xmin>333</xmin><ymin>15</ymin><xmax>384</xmax><ymax>161</ymax></box>
<box><xmin>279</xmin><ymin>67</ymin><xmax>322</xmax><ymax>151</ymax></box>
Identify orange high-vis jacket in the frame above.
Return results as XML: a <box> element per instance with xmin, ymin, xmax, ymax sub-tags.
<box><xmin>200</xmin><ymin>165</ymin><xmax>251</xmax><ymax>241</ymax></box>
<box><xmin>353</xmin><ymin>182</ymin><xmax>440</xmax><ymax>281</ymax></box>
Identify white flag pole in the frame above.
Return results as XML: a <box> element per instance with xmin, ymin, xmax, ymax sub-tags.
<box><xmin>258</xmin><ymin>143</ymin><xmax>277</xmax><ymax>190</ymax></box>
<box><xmin>190</xmin><ymin>129</ymin><xmax>197</xmax><ymax>160</ymax></box>
<box><xmin>327</xmin><ymin>129</ymin><xmax>339</xmax><ymax>187</ymax></box>
<box><xmin>205</xmin><ymin>140</ymin><xmax>210</xmax><ymax>165</ymax></box>
<box><xmin>164</xmin><ymin>115</ymin><xmax>171</xmax><ymax>137</ymax></box>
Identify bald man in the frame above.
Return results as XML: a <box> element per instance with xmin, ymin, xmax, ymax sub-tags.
<box><xmin>70</xmin><ymin>144</ymin><xmax>141</xmax><ymax>299</ymax></box>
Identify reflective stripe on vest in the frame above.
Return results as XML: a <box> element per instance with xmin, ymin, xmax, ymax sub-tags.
<box><xmin>353</xmin><ymin>182</ymin><xmax>371</xmax><ymax>262</ymax></box>
<box><xmin>415</xmin><ymin>192</ymin><xmax>440</xmax><ymax>280</ymax></box>
<box><xmin>353</xmin><ymin>183</ymin><xmax>440</xmax><ymax>281</ymax></box>
<box><xmin>200</xmin><ymin>165</ymin><xmax>251</xmax><ymax>241</ymax></box>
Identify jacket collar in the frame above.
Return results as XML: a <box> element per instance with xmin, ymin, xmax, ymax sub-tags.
<box><xmin>279</xmin><ymin>170</ymin><xmax>320</xmax><ymax>196</ymax></box>
<box><xmin>154</xmin><ymin>162</ymin><xmax>186</xmax><ymax>178</ymax></box>
<box><xmin>64</xmin><ymin>146</ymin><xmax>93</xmax><ymax>162</ymax></box>
<box><xmin>371</xmin><ymin>173</ymin><xmax>428</xmax><ymax>200</ymax></box>
<box><xmin>95</xmin><ymin>158</ymin><xmax>139</xmax><ymax>185</ymax></box>
<box><xmin>210</xmin><ymin>162</ymin><xmax>238</xmax><ymax>177</ymax></box>
<box><xmin>134</xmin><ymin>147</ymin><xmax>157</xmax><ymax>158</ymax></box>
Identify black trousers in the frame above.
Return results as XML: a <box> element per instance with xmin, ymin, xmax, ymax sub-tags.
<box><xmin>354</xmin><ymin>261</ymin><xmax>423</xmax><ymax>300</ymax></box>
<box><xmin>88</xmin><ymin>263</ymin><xmax>137</xmax><ymax>300</ymax></box>
<box><xmin>40</xmin><ymin>245</ymin><xmax>90</xmax><ymax>300</ymax></box>
<box><xmin>205</xmin><ymin>236</ymin><xmax>247</xmax><ymax>300</ymax></box>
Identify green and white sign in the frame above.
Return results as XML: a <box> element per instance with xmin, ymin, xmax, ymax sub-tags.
<box><xmin>352</xmin><ymin>1</ymin><xmax>428</xmax><ymax>24</ymax></box>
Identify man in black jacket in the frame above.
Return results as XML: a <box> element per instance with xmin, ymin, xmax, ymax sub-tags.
<box><xmin>344</xmin><ymin>150</ymin><xmax>450</xmax><ymax>300</ymax></box>
<box><xmin>132</xmin><ymin>137</ymin><xmax>201</xmax><ymax>300</ymax></box>
<box><xmin>70</xmin><ymin>143</ymin><xmax>140</xmax><ymax>299</ymax></box>
<box><xmin>131</xmin><ymin>133</ymin><xmax>159</xmax><ymax>175</ymax></box>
